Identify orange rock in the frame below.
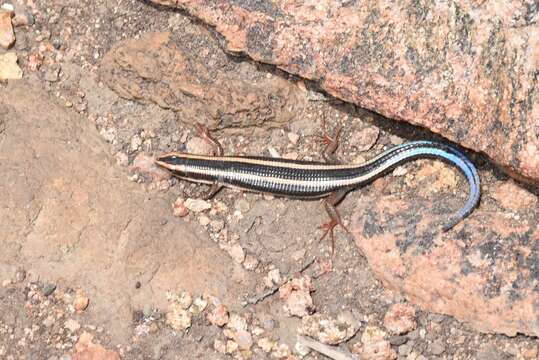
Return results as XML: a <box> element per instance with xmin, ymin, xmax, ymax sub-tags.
<box><xmin>73</xmin><ymin>332</ymin><xmax>120</xmax><ymax>360</ymax></box>
<box><xmin>74</xmin><ymin>295</ymin><xmax>90</xmax><ymax>312</ymax></box>
<box><xmin>207</xmin><ymin>304</ymin><xmax>229</xmax><ymax>327</ymax></box>
<box><xmin>383</xmin><ymin>303</ymin><xmax>416</xmax><ymax>335</ymax></box>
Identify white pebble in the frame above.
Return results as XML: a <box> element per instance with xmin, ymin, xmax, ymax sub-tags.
<box><xmin>184</xmin><ymin>198</ymin><xmax>211</xmax><ymax>212</ymax></box>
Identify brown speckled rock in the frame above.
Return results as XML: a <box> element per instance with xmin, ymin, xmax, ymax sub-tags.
<box><xmin>100</xmin><ymin>32</ymin><xmax>301</xmax><ymax>130</ymax></box>
<box><xmin>350</xmin><ymin>176</ymin><xmax>539</xmax><ymax>336</ymax></box>
<box><xmin>151</xmin><ymin>0</ymin><xmax>539</xmax><ymax>184</ymax></box>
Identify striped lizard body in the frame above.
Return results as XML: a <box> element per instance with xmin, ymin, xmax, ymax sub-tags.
<box><xmin>156</xmin><ymin>140</ymin><xmax>480</xmax><ymax>232</ymax></box>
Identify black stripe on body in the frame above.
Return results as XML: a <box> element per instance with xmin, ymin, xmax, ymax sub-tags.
<box><xmin>171</xmin><ymin>158</ymin><xmax>362</xmax><ymax>196</ymax></box>
<box><xmin>157</xmin><ymin>140</ymin><xmax>480</xmax><ymax>231</ymax></box>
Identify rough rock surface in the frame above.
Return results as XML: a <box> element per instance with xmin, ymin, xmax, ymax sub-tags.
<box><xmin>350</xmin><ymin>176</ymin><xmax>539</xmax><ymax>337</ymax></box>
<box><xmin>151</xmin><ymin>0</ymin><xmax>539</xmax><ymax>183</ymax></box>
<box><xmin>0</xmin><ymin>52</ymin><xmax>22</xmax><ymax>79</ymax></box>
<box><xmin>0</xmin><ymin>80</ymin><xmax>250</xmax><ymax>340</ymax></box>
<box><xmin>100</xmin><ymin>32</ymin><xmax>301</xmax><ymax>130</ymax></box>
<box><xmin>0</xmin><ymin>9</ymin><xmax>15</xmax><ymax>49</ymax></box>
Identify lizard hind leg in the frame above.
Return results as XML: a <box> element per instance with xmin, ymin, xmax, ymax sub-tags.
<box><xmin>319</xmin><ymin>188</ymin><xmax>352</xmax><ymax>255</ymax></box>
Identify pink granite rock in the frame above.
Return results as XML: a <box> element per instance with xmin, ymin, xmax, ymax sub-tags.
<box><xmin>350</xmin><ymin>176</ymin><xmax>539</xmax><ymax>336</ymax></box>
<box><xmin>151</xmin><ymin>0</ymin><xmax>539</xmax><ymax>184</ymax></box>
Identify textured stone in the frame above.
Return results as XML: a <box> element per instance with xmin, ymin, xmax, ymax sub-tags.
<box><xmin>0</xmin><ymin>10</ymin><xmax>15</xmax><ymax>49</ymax></box>
<box><xmin>352</xmin><ymin>325</ymin><xmax>397</xmax><ymax>360</ymax></box>
<box><xmin>279</xmin><ymin>275</ymin><xmax>314</xmax><ymax>317</ymax></box>
<box><xmin>0</xmin><ymin>53</ymin><xmax>22</xmax><ymax>79</ymax></box>
<box><xmin>350</xmin><ymin>177</ymin><xmax>539</xmax><ymax>336</ymax></box>
<box><xmin>151</xmin><ymin>0</ymin><xmax>539</xmax><ymax>184</ymax></box>
<box><xmin>166</xmin><ymin>303</ymin><xmax>192</xmax><ymax>330</ymax></box>
<box><xmin>74</xmin><ymin>332</ymin><xmax>120</xmax><ymax>360</ymax></box>
<box><xmin>100</xmin><ymin>32</ymin><xmax>301</xmax><ymax>130</ymax></box>
<box><xmin>208</xmin><ymin>304</ymin><xmax>229</xmax><ymax>327</ymax></box>
<box><xmin>383</xmin><ymin>303</ymin><xmax>416</xmax><ymax>335</ymax></box>
<box><xmin>298</xmin><ymin>313</ymin><xmax>359</xmax><ymax>345</ymax></box>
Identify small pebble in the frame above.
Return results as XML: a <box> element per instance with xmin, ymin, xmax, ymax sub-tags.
<box><xmin>279</xmin><ymin>275</ymin><xmax>314</xmax><ymax>318</ymax></box>
<box><xmin>265</xmin><ymin>269</ymin><xmax>281</xmax><ymax>287</ymax></box>
<box><xmin>43</xmin><ymin>65</ymin><xmax>60</xmax><ymax>82</ymax></box>
<box><xmin>399</xmin><ymin>343</ymin><xmax>412</xmax><ymax>356</ymax></box>
<box><xmin>299</xmin><ymin>313</ymin><xmax>358</xmax><ymax>345</ymax></box>
<box><xmin>392</xmin><ymin>165</ymin><xmax>408</xmax><ymax>176</ymax></box>
<box><xmin>184</xmin><ymin>198</ymin><xmax>211</xmax><ymax>212</ymax></box>
<box><xmin>257</xmin><ymin>338</ymin><xmax>275</xmax><ymax>352</ymax></box>
<box><xmin>173</xmin><ymin>197</ymin><xmax>189</xmax><ymax>217</ymax></box>
<box><xmin>178</xmin><ymin>291</ymin><xmax>193</xmax><ymax>310</ymax></box>
<box><xmin>383</xmin><ymin>303</ymin><xmax>416</xmax><ymax>334</ymax></box>
<box><xmin>189</xmin><ymin>297</ymin><xmax>207</xmax><ymax>314</ymax></box>
<box><xmin>14</xmin><ymin>269</ymin><xmax>26</xmax><ymax>283</ymax></box>
<box><xmin>130</xmin><ymin>135</ymin><xmax>142</xmax><ymax>151</ymax></box>
<box><xmin>213</xmin><ymin>339</ymin><xmax>226</xmax><ymax>354</ymax></box>
<box><xmin>429</xmin><ymin>339</ymin><xmax>446</xmax><ymax>355</ymax></box>
<box><xmin>74</xmin><ymin>295</ymin><xmax>89</xmax><ymax>312</ymax></box>
<box><xmin>166</xmin><ymin>304</ymin><xmax>192</xmax><ymax>331</ymax></box>
<box><xmin>0</xmin><ymin>4</ymin><xmax>14</xmax><ymax>11</ymax></box>
<box><xmin>283</xmin><ymin>151</ymin><xmax>298</xmax><ymax>160</ymax></box>
<box><xmin>272</xmin><ymin>343</ymin><xmax>291</xmax><ymax>358</ymax></box>
<box><xmin>389</xmin><ymin>335</ymin><xmax>408</xmax><ymax>346</ymax></box>
<box><xmin>243</xmin><ymin>255</ymin><xmax>259</xmax><ymax>271</ymax></box>
<box><xmin>390</xmin><ymin>135</ymin><xmax>404</xmax><ymax>145</ymax></box>
<box><xmin>198</xmin><ymin>215</ymin><xmax>211</xmax><ymax>226</ymax></box>
<box><xmin>0</xmin><ymin>10</ymin><xmax>15</xmax><ymax>49</ymax></box>
<box><xmin>268</xmin><ymin>146</ymin><xmax>281</xmax><ymax>158</ymax></box>
<box><xmin>227</xmin><ymin>313</ymin><xmax>248</xmax><ymax>331</ymax></box>
<box><xmin>0</xmin><ymin>52</ymin><xmax>22</xmax><ymax>79</ymax></box>
<box><xmin>226</xmin><ymin>340</ymin><xmax>238</xmax><ymax>354</ymax></box>
<box><xmin>208</xmin><ymin>304</ymin><xmax>229</xmax><ymax>327</ymax></box>
<box><xmin>234</xmin><ymin>329</ymin><xmax>253</xmax><ymax>350</ymax></box>
<box><xmin>352</xmin><ymin>326</ymin><xmax>396</xmax><ymax>359</ymax></box>
<box><xmin>43</xmin><ymin>283</ymin><xmax>57</xmax><ymax>296</ymax></box>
